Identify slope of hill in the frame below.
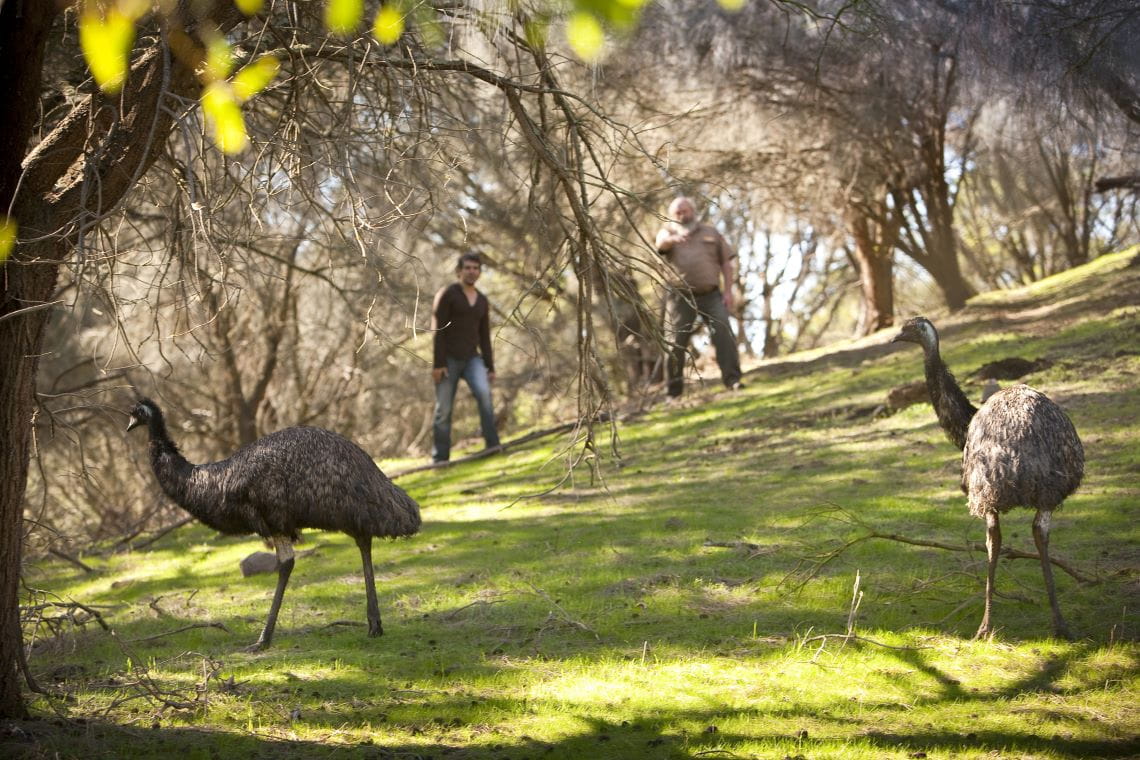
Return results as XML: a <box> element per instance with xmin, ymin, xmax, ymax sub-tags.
<box><xmin>8</xmin><ymin>249</ymin><xmax>1140</xmax><ymax>759</ymax></box>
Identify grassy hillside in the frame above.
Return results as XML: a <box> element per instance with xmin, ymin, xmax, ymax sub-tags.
<box><xmin>8</xmin><ymin>250</ymin><xmax>1140</xmax><ymax>759</ymax></box>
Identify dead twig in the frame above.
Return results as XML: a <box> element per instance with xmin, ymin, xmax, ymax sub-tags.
<box><xmin>803</xmin><ymin>633</ymin><xmax>933</xmax><ymax>651</ymax></box>
<box><xmin>131</xmin><ymin>516</ymin><xmax>195</xmax><ymax>551</ymax></box>
<box><xmin>703</xmin><ymin>539</ymin><xmax>761</xmax><ymax>552</ymax></box>
<box><xmin>389</xmin><ymin>421</ymin><xmax>577</xmax><ymax>478</ymax></box>
<box><xmin>444</xmin><ymin>596</ymin><xmax>508</xmax><ymax>620</ymax></box>
<box><xmin>526</xmin><ymin>584</ymin><xmax>596</xmax><ymax>637</ymax></box>
<box><xmin>48</xmin><ymin>548</ymin><xmax>96</xmax><ymax>574</ymax></box>
<box><xmin>128</xmin><ymin>622</ymin><xmax>230</xmax><ymax>643</ymax></box>
<box><xmin>778</xmin><ymin>505</ymin><xmax>1097</xmax><ymax>592</ymax></box>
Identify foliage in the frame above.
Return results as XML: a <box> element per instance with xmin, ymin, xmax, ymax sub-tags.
<box><xmin>12</xmin><ymin>250</ymin><xmax>1140</xmax><ymax>758</ymax></box>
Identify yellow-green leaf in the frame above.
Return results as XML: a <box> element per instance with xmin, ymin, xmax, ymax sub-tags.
<box><xmin>235</xmin><ymin>0</ymin><xmax>265</xmax><ymax>15</ymax></box>
<box><xmin>414</xmin><ymin>6</ymin><xmax>443</xmax><ymax>48</ymax></box>
<box><xmin>524</xmin><ymin>18</ymin><xmax>548</xmax><ymax>50</ymax></box>
<box><xmin>716</xmin><ymin>0</ymin><xmax>747</xmax><ymax>11</ymax></box>
<box><xmin>204</xmin><ymin>35</ymin><xmax>234</xmax><ymax>81</ymax></box>
<box><xmin>78</xmin><ymin>8</ymin><xmax>135</xmax><ymax>93</ymax></box>
<box><xmin>201</xmin><ymin>83</ymin><xmax>249</xmax><ymax>154</ymax></box>
<box><xmin>233</xmin><ymin>55</ymin><xmax>279</xmax><ymax>102</ymax></box>
<box><xmin>372</xmin><ymin>4</ymin><xmax>405</xmax><ymax>45</ymax></box>
<box><xmin>566</xmin><ymin>11</ymin><xmax>604</xmax><ymax>61</ymax></box>
<box><xmin>0</xmin><ymin>216</ymin><xmax>16</xmax><ymax>265</ymax></box>
<box><xmin>325</xmin><ymin>0</ymin><xmax>365</xmax><ymax>36</ymax></box>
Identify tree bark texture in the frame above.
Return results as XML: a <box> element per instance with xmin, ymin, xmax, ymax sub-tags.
<box><xmin>0</xmin><ymin>1</ymin><xmax>245</xmax><ymax>719</ymax></box>
<box><xmin>0</xmin><ymin>0</ymin><xmax>64</xmax><ymax>720</ymax></box>
<box><xmin>847</xmin><ymin>204</ymin><xmax>897</xmax><ymax>336</ymax></box>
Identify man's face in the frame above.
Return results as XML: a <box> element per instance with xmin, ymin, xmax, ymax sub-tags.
<box><xmin>669</xmin><ymin>199</ymin><xmax>696</xmax><ymax>225</ymax></box>
<box><xmin>460</xmin><ymin>261</ymin><xmax>482</xmax><ymax>285</ymax></box>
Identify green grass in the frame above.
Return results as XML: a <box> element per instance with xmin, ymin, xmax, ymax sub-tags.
<box><xmin>9</xmin><ymin>250</ymin><xmax>1140</xmax><ymax>759</ymax></box>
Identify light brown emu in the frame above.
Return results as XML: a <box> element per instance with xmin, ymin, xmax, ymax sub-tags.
<box><xmin>127</xmin><ymin>398</ymin><xmax>421</xmax><ymax>650</ymax></box>
<box><xmin>892</xmin><ymin>317</ymin><xmax>1083</xmax><ymax>640</ymax></box>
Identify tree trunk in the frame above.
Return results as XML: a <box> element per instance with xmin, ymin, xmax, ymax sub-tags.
<box><xmin>0</xmin><ymin>2</ymin><xmax>246</xmax><ymax>718</ymax></box>
<box><xmin>847</xmin><ymin>203</ymin><xmax>897</xmax><ymax>336</ymax></box>
<box><xmin>0</xmin><ymin>0</ymin><xmax>62</xmax><ymax>720</ymax></box>
<box><xmin>893</xmin><ymin>185</ymin><xmax>977</xmax><ymax>312</ymax></box>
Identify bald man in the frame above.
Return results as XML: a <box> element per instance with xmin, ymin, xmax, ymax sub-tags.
<box><xmin>655</xmin><ymin>197</ymin><xmax>743</xmax><ymax>397</ymax></box>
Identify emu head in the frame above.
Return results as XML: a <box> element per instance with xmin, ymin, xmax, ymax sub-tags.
<box><xmin>126</xmin><ymin>398</ymin><xmax>160</xmax><ymax>432</ymax></box>
<box><xmin>891</xmin><ymin>316</ymin><xmax>938</xmax><ymax>351</ymax></box>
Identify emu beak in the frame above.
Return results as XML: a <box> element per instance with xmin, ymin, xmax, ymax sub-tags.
<box><xmin>890</xmin><ymin>330</ymin><xmax>905</xmax><ymax>343</ymax></box>
<box><xmin>126</xmin><ymin>414</ymin><xmax>141</xmax><ymax>432</ymax></box>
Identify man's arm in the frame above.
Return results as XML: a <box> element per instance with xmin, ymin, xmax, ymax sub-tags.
<box><xmin>479</xmin><ymin>296</ymin><xmax>495</xmax><ymax>378</ymax></box>
<box><xmin>719</xmin><ymin>234</ymin><xmax>737</xmax><ymax>310</ymax></box>
<box><xmin>432</xmin><ymin>286</ymin><xmax>450</xmax><ymax>383</ymax></box>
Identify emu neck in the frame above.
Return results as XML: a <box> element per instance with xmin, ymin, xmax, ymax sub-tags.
<box><xmin>145</xmin><ymin>414</ymin><xmax>195</xmax><ymax>505</ymax></box>
<box><xmin>921</xmin><ymin>342</ymin><xmax>977</xmax><ymax>451</ymax></box>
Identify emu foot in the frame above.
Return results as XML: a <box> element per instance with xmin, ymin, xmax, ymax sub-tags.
<box><xmin>973</xmin><ymin>623</ymin><xmax>993</xmax><ymax>640</ymax></box>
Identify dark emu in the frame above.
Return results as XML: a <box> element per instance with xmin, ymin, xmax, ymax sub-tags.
<box><xmin>127</xmin><ymin>398</ymin><xmax>421</xmax><ymax>650</ymax></box>
<box><xmin>892</xmin><ymin>317</ymin><xmax>1083</xmax><ymax>640</ymax></box>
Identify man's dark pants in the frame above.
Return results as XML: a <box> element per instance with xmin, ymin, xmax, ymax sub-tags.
<box><xmin>665</xmin><ymin>287</ymin><xmax>742</xmax><ymax>397</ymax></box>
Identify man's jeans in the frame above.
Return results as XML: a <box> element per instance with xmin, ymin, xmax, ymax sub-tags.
<box><xmin>432</xmin><ymin>355</ymin><xmax>500</xmax><ymax>462</ymax></box>
<box><xmin>665</xmin><ymin>288</ymin><xmax>742</xmax><ymax>396</ymax></box>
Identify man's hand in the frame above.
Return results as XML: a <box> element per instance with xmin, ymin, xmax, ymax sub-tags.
<box><xmin>655</xmin><ymin>225</ymin><xmax>688</xmax><ymax>252</ymax></box>
<box><xmin>432</xmin><ymin>367</ymin><xmax>447</xmax><ymax>385</ymax></box>
<box><xmin>722</xmin><ymin>288</ymin><xmax>734</xmax><ymax>311</ymax></box>
<box><xmin>487</xmin><ymin>371</ymin><xmax>496</xmax><ymax>384</ymax></box>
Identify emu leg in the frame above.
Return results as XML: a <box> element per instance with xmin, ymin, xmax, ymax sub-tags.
<box><xmin>356</xmin><ymin>536</ymin><xmax>383</xmax><ymax>637</ymax></box>
<box><xmin>1033</xmin><ymin>510</ymin><xmax>1074</xmax><ymax>641</ymax></box>
<box><xmin>249</xmin><ymin>537</ymin><xmax>295</xmax><ymax>651</ymax></box>
<box><xmin>975</xmin><ymin>512</ymin><xmax>1001</xmax><ymax>639</ymax></box>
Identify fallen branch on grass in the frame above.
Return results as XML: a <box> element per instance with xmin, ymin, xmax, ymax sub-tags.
<box><xmin>389</xmin><ymin>421</ymin><xmax>578</xmax><ymax>478</ymax></box>
<box><xmin>444</xmin><ymin>596</ymin><xmax>509</xmax><ymax>620</ymax></box>
<box><xmin>703</xmin><ymin>539</ymin><xmax>760</xmax><ymax>552</ymax></box>
<box><xmin>802</xmin><ymin>633</ymin><xmax>932</xmax><ymax>651</ymax></box>
<box><xmin>131</xmin><ymin>516</ymin><xmax>195</xmax><ymax>551</ymax></box>
<box><xmin>48</xmin><ymin>548</ymin><xmax>95</xmax><ymax>574</ymax></box>
<box><xmin>128</xmin><ymin>622</ymin><xmax>230</xmax><ymax>643</ymax></box>
<box><xmin>779</xmin><ymin>505</ymin><xmax>1097</xmax><ymax>592</ymax></box>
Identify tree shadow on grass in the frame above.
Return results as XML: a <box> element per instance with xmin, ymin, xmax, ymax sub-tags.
<box><xmin>5</xmin><ymin>700</ymin><xmax>1139</xmax><ymax>760</ymax></box>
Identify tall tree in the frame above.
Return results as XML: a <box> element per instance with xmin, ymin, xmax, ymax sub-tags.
<box><xmin>0</xmin><ymin>0</ymin><xmax>655</xmax><ymax>719</ymax></box>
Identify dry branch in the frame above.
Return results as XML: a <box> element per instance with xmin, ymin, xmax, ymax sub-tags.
<box><xmin>47</xmin><ymin>548</ymin><xmax>94</xmax><ymax>574</ymax></box>
<box><xmin>779</xmin><ymin>505</ymin><xmax>1098</xmax><ymax>592</ymax></box>
<box><xmin>127</xmin><ymin>622</ymin><xmax>229</xmax><ymax>643</ymax></box>
<box><xmin>389</xmin><ymin>421</ymin><xmax>577</xmax><ymax>478</ymax></box>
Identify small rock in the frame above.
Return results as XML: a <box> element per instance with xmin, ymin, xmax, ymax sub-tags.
<box><xmin>240</xmin><ymin>552</ymin><xmax>278</xmax><ymax>577</ymax></box>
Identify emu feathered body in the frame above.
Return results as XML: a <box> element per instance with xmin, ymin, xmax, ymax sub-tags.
<box><xmin>892</xmin><ymin>317</ymin><xmax>1083</xmax><ymax>639</ymax></box>
<box><xmin>963</xmin><ymin>385</ymin><xmax>1084</xmax><ymax>518</ymax></box>
<box><xmin>146</xmin><ymin>422</ymin><xmax>420</xmax><ymax>541</ymax></box>
<box><xmin>128</xmin><ymin>398</ymin><xmax>420</xmax><ymax>649</ymax></box>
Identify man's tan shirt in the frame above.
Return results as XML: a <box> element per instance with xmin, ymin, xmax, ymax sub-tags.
<box><xmin>656</xmin><ymin>222</ymin><xmax>735</xmax><ymax>293</ymax></box>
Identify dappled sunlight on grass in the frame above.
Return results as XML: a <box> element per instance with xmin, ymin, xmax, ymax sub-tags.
<box><xmin>18</xmin><ymin>251</ymin><xmax>1140</xmax><ymax>758</ymax></box>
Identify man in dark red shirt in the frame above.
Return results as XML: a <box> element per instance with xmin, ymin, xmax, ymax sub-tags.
<box><xmin>431</xmin><ymin>253</ymin><xmax>501</xmax><ymax>463</ymax></box>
